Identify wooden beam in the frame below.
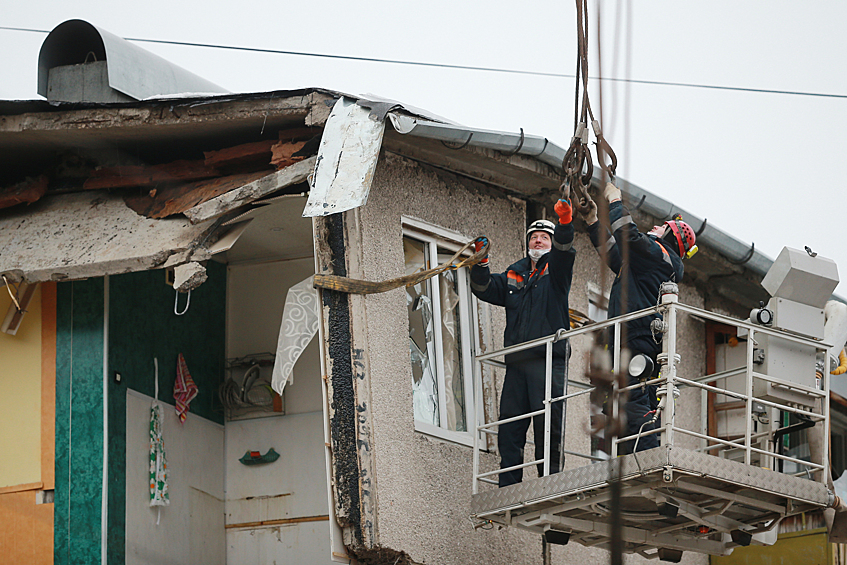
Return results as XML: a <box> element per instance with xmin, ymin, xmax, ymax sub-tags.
<box><xmin>123</xmin><ymin>170</ymin><xmax>272</xmax><ymax>219</ymax></box>
<box><xmin>184</xmin><ymin>156</ymin><xmax>315</xmax><ymax>224</ymax></box>
<box><xmin>270</xmin><ymin>140</ymin><xmax>307</xmax><ymax>169</ymax></box>
<box><xmin>83</xmin><ymin>169</ymin><xmax>151</xmax><ymax>190</ymax></box>
<box><xmin>225</xmin><ymin>515</ymin><xmax>328</xmax><ymax>530</ymax></box>
<box><xmin>82</xmin><ymin>160</ymin><xmax>221</xmax><ymax>191</ymax></box>
<box><xmin>204</xmin><ymin>139</ymin><xmax>277</xmax><ymax>168</ymax></box>
<box><xmin>0</xmin><ymin>176</ymin><xmax>48</xmax><ymax>210</ymax></box>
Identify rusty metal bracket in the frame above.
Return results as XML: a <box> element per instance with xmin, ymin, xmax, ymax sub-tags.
<box><xmin>695</xmin><ymin>218</ymin><xmax>708</xmax><ymax>237</ymax></box>
<box><xmin>726</xmin><ymin>242</ymin><xmax>755</xmax><ymax>265</ymax></box>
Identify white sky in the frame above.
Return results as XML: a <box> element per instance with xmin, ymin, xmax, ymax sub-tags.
<box><xmin>2</xmin><ymin>1</ymin><xmax>846</xmax><ymax>296</ymax></box>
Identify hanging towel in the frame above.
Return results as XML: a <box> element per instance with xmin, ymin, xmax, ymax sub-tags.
<box><xmin>174</xmin><ymin>353</ymin><xmax>198</xmax><ymax>423</ymax></box>
<box><xmin>150</xmin><ymin>358</ymin><xmax>169</xmax><ymax>523</ymax></box>
<box><xmin>271</xmin><ymin>275</ymin><xmax>319</xmax><ymax>395</ymax></box>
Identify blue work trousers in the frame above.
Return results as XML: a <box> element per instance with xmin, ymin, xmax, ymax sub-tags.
<box><xmin>498</xmin><ymin>356</ymin><xmax>567</xmax><ymax>487</ymax></box>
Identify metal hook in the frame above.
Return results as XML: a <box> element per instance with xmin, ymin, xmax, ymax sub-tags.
<box><xmin>502</xmin><ymin>128</ymin><xmax>525</xmax><ymax>156</ymax></box>
<box><xmin>632</xmin><ymin>195</ymin><xmax>647</xmax><ymax>211</ymax></box>
<box><xmin>440</xmin><ymin>132</ymin><xmax>473</xmax><ymax>150</ymax></box>
<box><xmin>695</xmin><ymin>218</ymin><xmax>708</xmax><ymax>237</ymax></box>
<box><xmin>174</xmin><ymin>288</ymin><xmax>191</xmax><ymax>316</ymax></box>
<box><xmin>726</xmin><ymin>242</ymin><xmax>755</xmax><ymax>265</ymax></box>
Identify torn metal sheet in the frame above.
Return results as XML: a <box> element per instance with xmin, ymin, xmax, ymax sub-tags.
<box><xmin>0</xmin><ymin>191</ymin><xmax>216</xmax><ymax>283</ymax></box>
<box><xmin>302</xmin><ymin>97</ymin><xmax>385</xmax><ymax>217</ymax></box>
<box><xmin>184</xmin><ymin>156</ymin><xmax>316</xmax><ymax>225</ymax></box>
<box><xmin>207</xmin><ymin>220</ymin><xmax>252</xmax><ymax>255</ymax></box>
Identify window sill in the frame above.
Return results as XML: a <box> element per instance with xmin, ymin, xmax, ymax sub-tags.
<box><xmin>414</xmin><ymin>420</ymin><xmax>476</xmax><ymax>448</ymax></box>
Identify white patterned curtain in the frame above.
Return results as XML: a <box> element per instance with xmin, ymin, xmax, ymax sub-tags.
<box><xmin>272</xmin><ymin>275</ymin><xmax>319</xmax><ymax>395</ymax></box>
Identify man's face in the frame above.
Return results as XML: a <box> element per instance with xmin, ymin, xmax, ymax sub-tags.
<box><xmin>528</xmin><ymin>231</ymin><xmax>552</xmax><ymax>252</ymax></box>
<box><xmin>648</xmin><ymin>224</ymin><xmax>667</xmax><ymax>238</ymax></box>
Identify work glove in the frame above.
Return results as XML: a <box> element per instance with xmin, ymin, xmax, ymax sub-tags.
<box><xmin>580</xmin><ymin>195</ymin><xmax>599</xmax><ymax>225</ymax></box>
<box><xmin>474</xmin><ymin>236</ymin><xmax>489</xmax><ymax>267</ymax></box>
<box><xmin>554</xmin><ymin>198</ymin><xmax>573</xmax><ymax>225</ymax></box>
<box><xmin>602</xmin><ymin>181</ymin><xmax>621</xmax><ymax>203</ymax></box>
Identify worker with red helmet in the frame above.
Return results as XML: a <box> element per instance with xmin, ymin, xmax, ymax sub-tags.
<box><xmin>579</xmin><ymin>182</ymin><xmax>696</xmax><ymax>454</ymax></box>
<box><xmin>471</xmin><ymin>186</ymin><xmax>576</xmax><ymax>487</ymax></box>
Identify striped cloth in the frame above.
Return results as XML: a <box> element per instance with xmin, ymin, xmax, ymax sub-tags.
<box><xmin>174</xmin><ymin>353</ymin><xmax>198</xmax><ymax>423</ymax></box>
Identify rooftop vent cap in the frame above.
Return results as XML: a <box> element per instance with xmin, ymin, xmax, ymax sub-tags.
<box><xmin>38</xmin><ymin>19</ymin><xmax>228</xmax><ymax>102</ymax></box>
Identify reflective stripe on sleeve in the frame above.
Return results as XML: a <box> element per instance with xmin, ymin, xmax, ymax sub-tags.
<box><xmin>553</xmin><ymin>238</ymin><xmax>573</xmax><ymax>252</ymax></box>
<box><xmin>471</xmin><ymin>279</ymin><xmax>491</xmax><ymax>292</ymax></box>
<box><xmin>594</xmin><ymin>235</ymin><xmax>616</xmax><ymax>254</ymax></box>
<box><xmin>611</xmin><ymin>215</ymin><xmax>632</xmax><ymax>233</ymax></box>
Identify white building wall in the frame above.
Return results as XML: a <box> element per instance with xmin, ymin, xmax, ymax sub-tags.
<box><xmin>342</xmin><ymin>153</ymin><xmax>713</xmax><ymax>564</ymax></box>
<box><xmin>225</xmin><ymin>258</ymin><xmax>336</xmax><ymax>565</ymax></box>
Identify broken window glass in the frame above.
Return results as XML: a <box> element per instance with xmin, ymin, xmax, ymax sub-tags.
<box><xmin>403</xmin><ymin>228</ymin><xmax>480</xmax><ymax>444</ymax></box>
<box><xmin>405</xmin><ymin>237</ymin><xmax>439</xmax><ymax>427</ymax></box>
<box><xmin>438</xmin><ymin>251</ymin><xmax>466</xmax><ymax>432</ymax></box>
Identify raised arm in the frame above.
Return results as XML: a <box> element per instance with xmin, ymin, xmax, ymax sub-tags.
<box><xmin>606</xmin><ymin>196</ymin><xmax>667</xmax><ymax>268</ymax></box>
<box><xmin>582</xmin><ymin>192</ymin><xmax>623</xmax><ymax>275</ymax></box>
<box><xmin>547</xmin><ymin>198</ymin><xmax>577</xmax><ymax>294</ymax></box>
<box><xmin>469</xmin><ymin>237</ymin><xmax>509</xmax><ymax>306</ymax></box>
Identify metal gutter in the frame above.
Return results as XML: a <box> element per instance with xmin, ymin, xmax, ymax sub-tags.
<box><xmin>387</xmin><ymin>115</ymin><xmax>806</xmax><ymax>284</ymax></box>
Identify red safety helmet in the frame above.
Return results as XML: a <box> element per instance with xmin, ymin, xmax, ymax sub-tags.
<box><xmin>664</xmin><ymin>217</ymin><xmax>697</xmax><ymax>259</ymax></box>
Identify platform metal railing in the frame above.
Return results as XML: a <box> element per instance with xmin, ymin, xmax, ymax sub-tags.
<box><xmin>472</xmin><ymin>297</ymin><xmax>830</xmax><ymax>493</ymax></box>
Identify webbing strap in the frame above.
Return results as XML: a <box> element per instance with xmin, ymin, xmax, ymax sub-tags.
<box><xmin>314</xmin><ymin>239</ymin><xmax>489</xmax><ymax>295</ymax></box>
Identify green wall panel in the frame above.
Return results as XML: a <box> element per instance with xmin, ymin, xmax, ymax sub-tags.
<box><xmin>107</xmin><ymin>263</ymin><xmax>226</xmax><ymax>565</ymax></box>
<box><xmin>54</xmin><ymin>265</ymin><xmax>226</xmax><ymax>565</ymax></box>
<box><xmin>54</xmin><ymin>279</ymin><xmax>105</xmax><ymax>565</ymax></box>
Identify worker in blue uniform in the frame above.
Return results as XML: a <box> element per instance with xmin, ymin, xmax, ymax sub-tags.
<box><xmin>580</xmin><ymin>182</ymin><xmax>696</xmax><ymax>454</ymax></box>
<box><xmin>471</xmin><ymin>188</ymin><xmax>576</xmax><ymax>487</ymax></box>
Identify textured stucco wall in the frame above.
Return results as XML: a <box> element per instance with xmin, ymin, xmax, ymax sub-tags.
<box><xmin>347</xmin><ymin>152</ymin><xmax>711</xmax><ymax>564</ymax></box>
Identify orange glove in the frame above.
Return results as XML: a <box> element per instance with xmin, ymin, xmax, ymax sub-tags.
<box><xmin>554</xmin><ymin>199</ymin><xmax>573</xmax><ymax>225</ymax></box>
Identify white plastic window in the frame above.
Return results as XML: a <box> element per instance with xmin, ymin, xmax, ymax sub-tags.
<box><xmin>588</xmin><ymin>282</ymin><xmax>609</xmax><ymax>323</ymax></box>
<box><xmin>403</xmin><ymin>220</ymin><xmax>479</xmax><ymax>445</ymax></box>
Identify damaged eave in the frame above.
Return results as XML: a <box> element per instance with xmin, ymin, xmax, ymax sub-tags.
<box><xmin>0</xmin><ymin>90</ymin><xmax>337</xmax><ymax>129</ymax></box>
<box><xmin>0</xmin><ymin>190</ymin><xmax>219</xmax><ymax>283</ymax></box>
<box><xmin>0</xmin><ymin>91</ymin><xmax>337</xmax><ymax>162</ymax></box>
<box><xmin>381</xmin><ymin>128</ymin><xmax>563</xmax><ymax>200</ymax></box>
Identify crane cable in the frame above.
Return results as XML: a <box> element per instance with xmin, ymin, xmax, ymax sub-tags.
<box><xmin>562</xmin><ymin>0</ymin><xmax>618</xmax><ymax>213</ymax></box>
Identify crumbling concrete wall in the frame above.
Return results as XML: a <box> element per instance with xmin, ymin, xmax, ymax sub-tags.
<box><xmin>338</xmin><ymin>151</ymin><xmax>713</xmax><ymax>564</ymax></box>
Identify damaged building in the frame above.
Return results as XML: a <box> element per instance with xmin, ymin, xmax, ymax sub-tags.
<box><xmin>3</xmin><ymin>19</ymin><xmax>846</xmax><ymax>565</ymax></box>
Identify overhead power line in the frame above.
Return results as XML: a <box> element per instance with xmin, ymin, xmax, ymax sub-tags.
<box><xmin>3</xmin><ymin>25</ymin><xmax>847</xmax><ymax>100</ymax></box>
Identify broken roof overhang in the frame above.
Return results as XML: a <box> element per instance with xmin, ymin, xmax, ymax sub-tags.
<box><xmin>0</xmin><ymin>190</ymin><xmax>220</xmax><ymax>284</ymax></box>
<box><xmin>387</xmin><ymin>114</ymin><xmax>845</xmax><ymax>305</ymax></box>
<box><xmin>38</xmin><ymin>20</ymin><xmax>228</xmax><ymax>101</ymax></box>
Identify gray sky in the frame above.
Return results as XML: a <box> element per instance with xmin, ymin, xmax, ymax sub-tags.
<box><xmin>2</xmin><ymin>1</ymin><xmax>846</xmax><ymax>295</ymax></box>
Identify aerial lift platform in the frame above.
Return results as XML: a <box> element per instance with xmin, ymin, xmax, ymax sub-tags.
<box><xmin>471</xmin><ymin>247</ymin><xmax>841</xmax><ymax>561</ymax></box>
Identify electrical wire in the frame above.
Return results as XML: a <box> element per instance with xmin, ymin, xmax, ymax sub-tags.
<box><xmin>632</xmin><ymin>410</ymin><xmax>657</xmax><ymax>476</ymax></box>
<box><xmin>2</xmin><ymin>25</ymin><xmax>847</xmax><ymax>100</ymax></box>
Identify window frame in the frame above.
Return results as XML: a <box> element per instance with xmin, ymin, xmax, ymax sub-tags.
<box><xmin>402</xmin><ymin>217</ymin><xmax>481</xmax><ymax>447</ymax></box>
<box><xmin>587</xmin><ymin>281</ymin><xmax>609</xmax><ymax>323</ymax></box>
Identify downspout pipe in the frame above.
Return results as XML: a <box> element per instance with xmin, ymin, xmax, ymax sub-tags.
<box><xmin>388</xmin><ymin>115</ymin><xmax>844</xmax><ymax>302</ymax></box>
